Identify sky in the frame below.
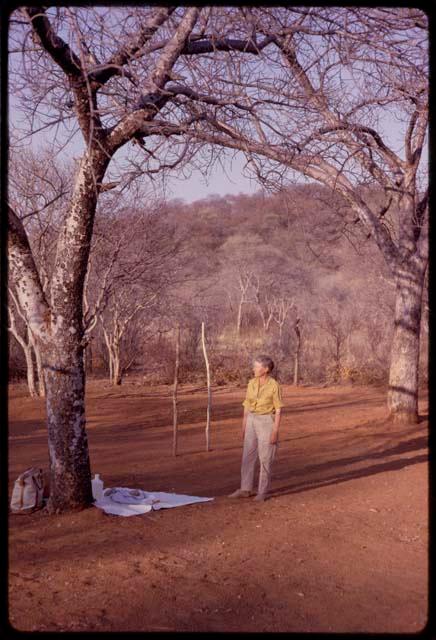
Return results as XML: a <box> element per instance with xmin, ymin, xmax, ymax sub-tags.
<box><xmin>8</xmin><ymin>7</ymin><xmax>427</xmax><ymax>205</ymax></box>
<box><xmin>11</xmin><ymin>110</ymin><xmax>263</xmax><ymax>204</ymax></box>
<box><xmin>17</xmin><ymin>106</ymin><xmax>420</xmax><ymax>205</ymax></box>
<box><xmin>155</xmin><ymin>152</ymin><xmax>260</xmax><ymax>203</ymax></box>
<box><xmin>161</xmin><ymin>112</ymin><xmax>426</xmax><ymax>203</ymax></box>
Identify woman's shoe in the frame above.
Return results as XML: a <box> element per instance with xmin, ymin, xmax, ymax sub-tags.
<box><xmin>228</xmin><ymin>489</ymin><xmax>252</xmax><ymax>498</ymax></box>
<box><xmin>254</xmin><ymin>493</ymin><xmax>267</xmax><ymax>502</ymax></box>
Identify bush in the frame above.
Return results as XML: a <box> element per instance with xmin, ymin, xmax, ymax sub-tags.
<box><xmin>325</xmin><ymin>363</ymin><xmax>387</xmax><ymax>385</ymax></box>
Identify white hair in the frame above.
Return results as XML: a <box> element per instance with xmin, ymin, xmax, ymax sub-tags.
<box><xmin>253</xmin><ymin>355</ymin><xmax>274</xmax><ymax>373</ymax></box>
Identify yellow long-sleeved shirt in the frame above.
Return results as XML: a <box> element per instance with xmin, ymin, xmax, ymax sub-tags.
<box><xmin>242</xmin><ymin>376</ymin><xmax>285</xmax><ymax>414</ymax></box>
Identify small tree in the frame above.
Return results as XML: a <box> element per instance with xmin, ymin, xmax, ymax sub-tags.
<box><xmin>319</xmin><ymin>307</ymin><xmax>361</xmax><ymax>384</ymax></box>
<box><xmin>8</xmin><ymin>290</ymin><xmax>38</xmax><ymax>397</ymax></box>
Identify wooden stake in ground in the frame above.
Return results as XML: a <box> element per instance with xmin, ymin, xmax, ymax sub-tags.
<box><xmin>294</xmin><ymin>317</ymin><xmax>301</xmax><ymax>386</ymax></box>
<box><xmin>201</xmin><ymin>321</ymin><xmax>211</xmax><ymax>451</ymax></box>
<box><xmin>173</xmin><ymin>325</ymin><xmax>180</xmax><ymax>457</ymax></box>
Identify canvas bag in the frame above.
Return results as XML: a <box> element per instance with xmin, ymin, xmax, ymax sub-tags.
<box><xmin>10</xmin><ymin>467</ymin><xmax>44</xmax><ymax>513</ymax></box>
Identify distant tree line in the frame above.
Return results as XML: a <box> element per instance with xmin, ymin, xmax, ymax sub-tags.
<box><xmin>10</xmin><ymin>179</ymin><xmax>428</xmax><ymax>391</ymax></box>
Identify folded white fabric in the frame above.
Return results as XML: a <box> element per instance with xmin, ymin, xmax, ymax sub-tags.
<box><xmin>93</xmin><ymin>486</ymin><xmax>214</xmax><ymax>517</ymax></box>
<box><xmin>104</xmin><ymin>487</ymin><xmax>159</xmax><ymax>505</ymax></box>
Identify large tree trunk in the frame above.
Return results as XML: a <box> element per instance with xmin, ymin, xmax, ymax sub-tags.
<box><xmin>42</xmin><ymin>340</ymin><xmax>93</xmax><ymax>513</ymax></box>
<box><xmin>21</xmin><ymin>151</ymin><xmax>109</xmax><ymax>513</ymax></box>
<box><xmin>387</xmin><ymin>261</ymin><xmax>426</xmax><ymax>423</ymax></box>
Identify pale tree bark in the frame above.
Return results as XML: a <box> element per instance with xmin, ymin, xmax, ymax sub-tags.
<box><xmin>236</xmin><ymin>271</ymin><xmax>252</xmax><ymax>338</ymax></box>
<box><xmin>293</xmin><ymin>317</ymin><xmax>301</xmax><ymax>387</ymax></box>
<box><xmin>173</xmin><ymin>325</ymin><xmax>180</xmax><ymax>457</ymax></box>
<box><xmin>272</xmin><ymin>297</ymin><xmax>295</xmax><ymax>345</ymax></box>
<box><xmin>9</xmin><ymin>320</ymin><xmax>37</xmax><ymax>397</ymax></box>
<box><xmin>101</xmin><ymin>322</ymin><xmax>121</xmax><ymax>385</ymax></box>
<box><xmin>9</xmin><ymin>283</ymin><xmax>45</xmax><ymax>398</ymax></box>
<box><xmin>29</xmin><ymin>330</ymin><xmax>45</xmax><ymax>397</ymax></box>
<box><xmin>100</xmin><ymin>293</ymin><xmax>156</xmax><ymax>385</ymax></box>
<box><xmin>101</xmin><ymin>324</ymin><xmax>116</xmax><ymax>384</ymax></box>
<box><xmin>24</xmin><ymin>340</ymin><xmax>37</xmax><ymax>397</ymax></box>
<box><xmin>106</xmin><ymin>333</ymin><xmax>114</xmax><ymax>383</ymax></box>
<box><xmin>8</xmin><ymin>151</ymin><xmax>70</xmax><ymax>398</ymax></box>
<box><xmin>113</xmin><ymin>352</ymin><xmax>122</xmax><ymax>386</ymax></box>
<box><xmin>8</xmin><ymin>289</ymin><xmax>38</xmax><ymax>397</ymax></box>
<box><xmin>82</xmin><ymin>236</ymin><xmax>123</xmax><ymax>349</ymax></box>
<box><xmin>252</xmin><ymin>275</ymin><xmax>275</xmax><ymax>333</ymax></box>
<box><xmin>201</xmin><ymin>321</ymin><xmax>211</xmax><ymax>452</ymax></box>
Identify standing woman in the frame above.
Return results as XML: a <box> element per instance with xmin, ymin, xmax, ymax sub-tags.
<box><xmin>229</xmin><ymin>355</ymin><xmax>284</xmax><ymax>502</ymax></box>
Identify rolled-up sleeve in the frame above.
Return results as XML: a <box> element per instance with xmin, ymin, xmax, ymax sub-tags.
<box><xmin>273</xmin><ymin>383</ymin><xmax>285</xmax><ymax>410</ymax></box>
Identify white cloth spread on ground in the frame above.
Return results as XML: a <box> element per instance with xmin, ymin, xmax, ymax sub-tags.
<box><xmin>93</xmin><ymin>487</ymin><xmax>214</xmax><ymax>517</ymax></box>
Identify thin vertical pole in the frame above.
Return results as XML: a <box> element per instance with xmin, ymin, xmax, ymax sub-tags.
<box><xmin>173</xmin><ymin>325</ymin><xmax>180</xmax><ymax>456</ymax></box>
<box><xmin>201</xmin><ymin>321</ymin><xmax>211</xmax><ymax>451</ymax></box>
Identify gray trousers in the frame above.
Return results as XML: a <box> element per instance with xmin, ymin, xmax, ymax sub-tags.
<box><xmin>240</xmin><ymin>412</ymin><xmax>277</xmax><ymax>495</ymax></box>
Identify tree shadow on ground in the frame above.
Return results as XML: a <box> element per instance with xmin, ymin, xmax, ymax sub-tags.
<box><xmin>270</xmin><ymin>453</ymin><xmax>428</xmax><ymax>499</ymax></box>
<box><xmin>267</xmin><ymin>431</ymin><xmax>428</xmax><ymax>499</ymax></box>
<box><xmin>207</xmin><ymin>421</ymin><xmax>428</xmax><ymax>498</ymax></box>
<box><xmin>101</xmin><ymin>426</ymin><xmax>428</xmax><ymax>501</ymax></box>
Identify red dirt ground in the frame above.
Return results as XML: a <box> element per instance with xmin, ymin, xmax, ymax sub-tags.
<box><xmin>8</xmin><ymin>379</ymin><xmax>428</xmax><ymax>632</ymax></box>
